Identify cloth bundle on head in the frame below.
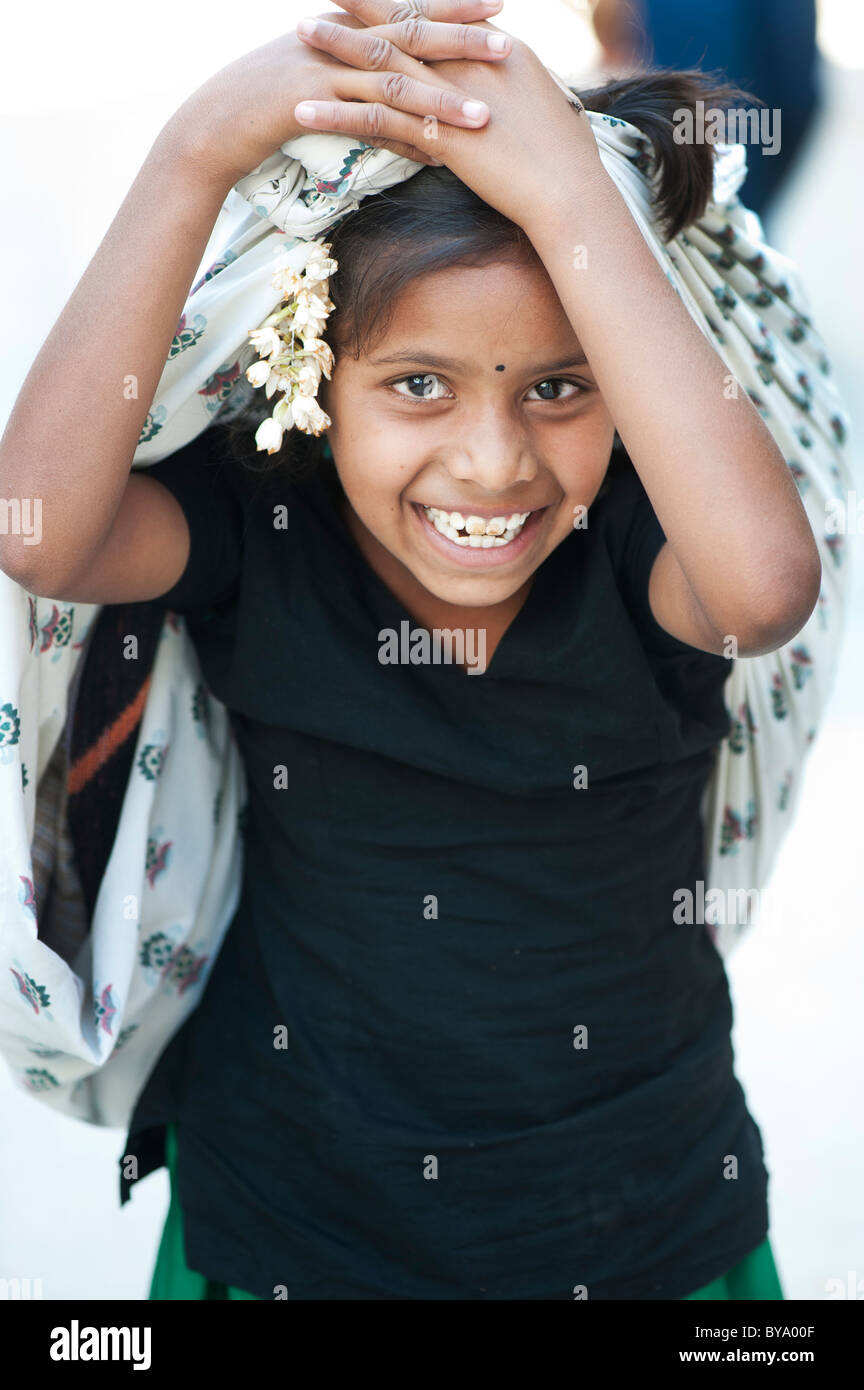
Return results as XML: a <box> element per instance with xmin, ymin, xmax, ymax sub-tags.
<box><xmin>0</xmin><ymin>72</ymin><xmax>853</xmax><ymax>1127</ymax></box>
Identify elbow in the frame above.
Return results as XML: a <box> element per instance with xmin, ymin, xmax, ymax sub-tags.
<box><xmin>0</xmin><ymin>540</ymin><xmax>72</xmax><ymax>600</ymax></box>
<box><xmin>721</xmin><ymin>553</ymin><xmax>823</xmax><ymax>657</ymax></box>
<box><xmin>0</xmin><ymin>539</ymin><xmax>39</xmax><ymax>592</ymax></box>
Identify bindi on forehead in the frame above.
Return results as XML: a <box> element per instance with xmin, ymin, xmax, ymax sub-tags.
<box><xmin>495</xmin><ymin>364</ymin><xmax>505</xmax><ymax>372</ymax></box>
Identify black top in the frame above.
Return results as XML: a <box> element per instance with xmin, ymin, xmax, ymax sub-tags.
<box><xmin>122</xmin><ymin>425</ymin><xmax>769</xmax><ymax>1300</ymax></box>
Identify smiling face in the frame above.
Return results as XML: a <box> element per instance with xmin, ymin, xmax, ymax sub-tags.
<box><xmin>320</xmin><ymin>253</ymin><xmax>616</xmax><ymax>613</ymax></box>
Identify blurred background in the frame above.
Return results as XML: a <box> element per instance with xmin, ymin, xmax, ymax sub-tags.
<box><xmin>1</xmin><ymin>0</ymin><xmax>861</xmax><ymax>1299</ymax></box>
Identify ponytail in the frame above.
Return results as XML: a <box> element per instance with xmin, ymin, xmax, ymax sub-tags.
<box><xmin>575</xmin><ymin>68</ymin><xmax>761</xmax><ymax>241</ymax></box>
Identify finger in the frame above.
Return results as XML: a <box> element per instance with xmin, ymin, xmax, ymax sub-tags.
<box><xmin>321</xmin><ymin>0</ymin><xmax>504</xmax><ymax>26</ymax></box>
<box><xmin>294</xmin><ymin>98</ymin><xmax>456</xmax><ymax>155</ymax></box>
<box><xmin>363</xmin><ymin>136</ymin><xmax>444</xmax><ymax>164</ymax></box>
<box><xmin>299</xmin><ymin>66</ymin><xmax>488</xmax><ymax>130</ymax></box>
<box><xmin>297</xmin><ymin>13</ymin><xmax>511</xmax><ymax>61</ymax></box>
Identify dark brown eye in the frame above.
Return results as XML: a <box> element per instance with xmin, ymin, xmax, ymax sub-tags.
<box><xmin>527</xmin><ymin>378</ymin><xmax>584</xmax><ymax>402</ymax></box>
<box><xmin>391</xmin><ymin>374</ymin><xmax>449</xmax><ymax>400</ymax></box>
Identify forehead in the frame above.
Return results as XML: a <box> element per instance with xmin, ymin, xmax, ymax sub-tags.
<box><xmin>356</xmin><ymin>260</ymin><xmax>585</xmax><ymax>370</ymax></box>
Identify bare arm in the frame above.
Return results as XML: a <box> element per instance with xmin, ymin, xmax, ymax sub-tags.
<box><xmin>0</xmin><ymin>9</ymin><xmax>509</xmax><ymax>602</ymax></box>
<box><xmin>0</xmin><ymin>125</ymin><xmax>233</xmax><ymax>598</ymax></box>
<box><xmin>522</xmin><ymin>171</ymin><xmax>822</xmax><ymax>658</ymax></box>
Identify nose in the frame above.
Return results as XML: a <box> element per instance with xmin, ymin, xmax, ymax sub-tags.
<box><xmin>443</xmin><ymin>408</ymin><xmax>539</xmax><ymax>494</ymax></box>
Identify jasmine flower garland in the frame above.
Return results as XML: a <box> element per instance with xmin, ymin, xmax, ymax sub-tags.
<box><xmin>245</xmin><ymin>240</ymin><xmax>338</xmax><ymax>451</ymax></box>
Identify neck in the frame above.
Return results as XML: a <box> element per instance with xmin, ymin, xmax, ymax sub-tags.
<box><xmin>340</xmin><ymin>497</ymin><xmax>532</xmax><ymax>662</ymax></box>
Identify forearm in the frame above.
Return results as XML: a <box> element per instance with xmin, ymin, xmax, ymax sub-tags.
<box><xmin>523</xmin><ymin>165</ymin><xmax>822</xmax><ymax>639</ymax></box>
<box><xmin>0</xmin><ymin>120</ymin><xmax>235</xmax><ymax>591</ymax></box>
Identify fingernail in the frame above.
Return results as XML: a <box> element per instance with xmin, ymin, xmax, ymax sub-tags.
<box><xmin>297</xmin><ymin>17</ymin><xmax>319</xmax><ymax>36</ymax></box>
<box><xmin>462</xmin><ymin>100</ymin><xmax>487</xmax><ymax>120</ymax></box>
<box><xmin>295</xmin><ymin>102</ymin><xmax>317</xmax><ymax>120</ymax></box>
<box><xmin>486</xmin><ymin>33</ymin><xmax>508</xmax><ymax>51</ymax></box>
<box><xmin>481</xmin><ymin>0</ymin><xmax>502</xmax><ymax>9</ymax></box>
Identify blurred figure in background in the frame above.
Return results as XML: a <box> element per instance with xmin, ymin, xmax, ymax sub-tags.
<box><xmin>590</xmin><ymin>0</ymin><xmax>822</xmax><ymax>220</ymax></box>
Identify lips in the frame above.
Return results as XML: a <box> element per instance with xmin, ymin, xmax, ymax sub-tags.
<box><xmin>411</xmin><ymin>500</ymin><xmax>547</xmax><ymax>567</ymax></box>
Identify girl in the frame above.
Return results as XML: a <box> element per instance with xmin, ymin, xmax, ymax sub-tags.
<box><xmin>0</xmin><ymin>1</ymin><xmax>820</xmax><ymax>1299</ymax></box>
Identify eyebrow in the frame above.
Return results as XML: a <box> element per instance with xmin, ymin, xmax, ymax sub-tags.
<box><xmin>367</xmin><ymin>350</ymin><xmax>590</xmax><ymax>373</ymax></box>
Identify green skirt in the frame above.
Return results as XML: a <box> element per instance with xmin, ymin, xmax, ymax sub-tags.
<box><xmin>149</xmin><ymin>1123</ymin><xmax>784</xmax><ymax>1301</ymax></box>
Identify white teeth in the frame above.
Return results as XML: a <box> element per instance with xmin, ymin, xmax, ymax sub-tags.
<box><xmin>421</xmin><ymin>504</ymin><xmax>534</xmax><ymax>547</ymax></box>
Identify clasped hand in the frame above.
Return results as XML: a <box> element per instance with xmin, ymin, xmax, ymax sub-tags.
<box><xmin>292</xmin><ymin>0</ymin><xmax>602</xmax><ymax>231</ymax></box>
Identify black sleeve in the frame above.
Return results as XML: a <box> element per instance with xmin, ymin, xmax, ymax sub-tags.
<box><xmin>139</xmin><ymin>425</ymin><xmax>247</xmax><ymax>613</ymax></box>
<box><xmin>600</xmin><ymin>456</ymin><xmax>732</xmax><ymax>742</ymax></box>
<box><xmin>600</xmin><ymin>457</ymin><xmax>695</xmax><ymax>656</ymax></box>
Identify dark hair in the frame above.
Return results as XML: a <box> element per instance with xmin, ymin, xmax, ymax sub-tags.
<box><xmin>219</xmin><ymin>66</ymin><xmax>757</xmax><ymax>479</ymax></box>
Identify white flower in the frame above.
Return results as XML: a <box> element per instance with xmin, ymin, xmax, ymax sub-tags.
<box><xmin>296</xmin><ymin>362</ymin><xmax>321</xmax><ymax>396</ymax></box>
<box><xmin>290</xmin><ymin>393</ymin><xmax>331</xmax><ymax>435</ymax></box>
<box><xmin>273</xmin><ymin>396</ymin><xmax>295</xmax><ymax>427</ymax></box>
<box><xmin>265</xmin><ymin>370</ymin><xmax>295</xmax><ymax>400</ymax></box>
<box><xmin>291</xmin><ymin>294</ymin><xmax>330</xmax><ymax>339</ymax></box>
<box><xmin>245</xmin><ymin>237</ymin><xmax>339</xmax><ymax>446</ymax></box>
<box><xmin>271</xmin><ymin>257</ymin><xmax>305</xmax><ymax>299</ymax></box>
<box><xmin>248</xmin><ymin>325</ymin><xmax>282</xmax><ymax>359</ymax></box>
<box><xmin>255</xmin><ymin>416</ymin><xmax>284</xmax><ymax>454</ymax></box>
<box><xmin>245</xmin><ymin>359</ymin><xmax>272</xmax><ymax>388</ymax></box>
<box><xmin>300</xmin><ymin>337</ymin><xmax>335</xmax><ymax>378</ymax></box>
<box><xmin>297</xmin><ymin>242</ymin><xmax>337</xmax><ymax>284</ymax></box>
